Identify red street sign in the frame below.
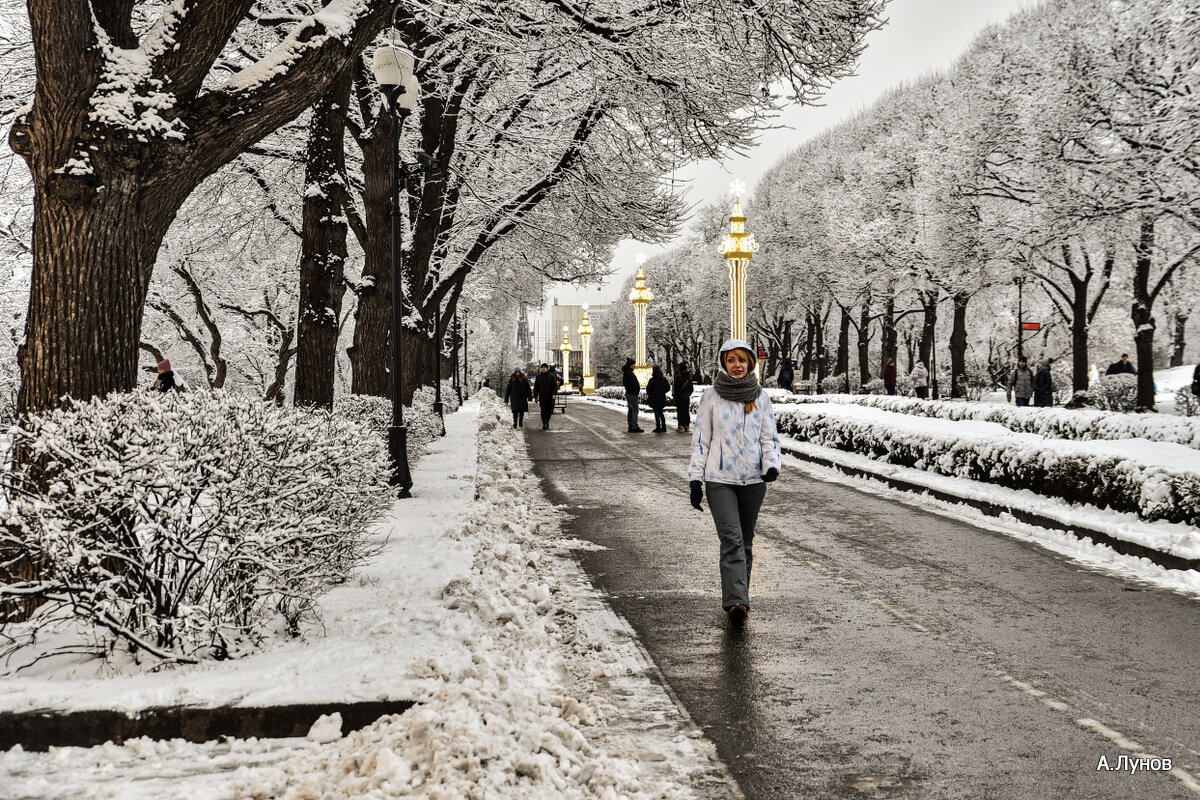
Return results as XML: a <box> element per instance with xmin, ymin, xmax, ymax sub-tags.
<box><xmin>756</xmin><ymin>346</ymin><xmax>768</xmax><ymax>360</ymax></box>
<box><xmin>1021</xmin><ymin>322</ymin><xmax>1041</xmax><ymax>331</ymax></box>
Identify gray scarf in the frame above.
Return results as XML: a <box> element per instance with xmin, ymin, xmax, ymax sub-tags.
<box><xmin>713</xmin><ymin>369</ymin><xmax>761</xmax><ymax>404</ymax></box>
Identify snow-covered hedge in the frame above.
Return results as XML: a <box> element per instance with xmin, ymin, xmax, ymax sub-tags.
<box><xmin>0</xmin><ymin>390</ymin><xmax>393</xmax><ymax>664</ymax></box>
<box><xmin>1175</xmin><ymin>388</ymin><xmax>1200</xmax><ymax>418</ymax></box>
<box><xmin>1088</xmin><ymin>373</ymin><xmax>1138</xmax><ymax>412</ymax></box>
<box><xmin>775</xmin><ymin>393</ymin><xmax>1200</xmax><ymax>450</ymax></box>
<box><xmin>775</xmin><ymin>406</ymin><xmax>1200</xmax><ymax>526</ymax></box>
<box><xmin>595</xmin><ymin>385</ymin><xmax>628</xmax><ymax>400</ymax></box>
<box><xmin>821</xmin><ymin>373</ymin><xmax>860</xmax><ymax>394</ymax></box>
<box><xmin>337</xmin><ymin>381</ymin><xmax>461</xmax><ymax>455</ymax></box>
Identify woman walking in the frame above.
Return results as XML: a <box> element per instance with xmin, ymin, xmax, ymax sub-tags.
<box><xmin>503</xmin><ymin>369</ymin><xmax>532</xmax><ymax>428</ymax></box>
<box><xmin>672</xmin><ymin>362</ymin><xmax>694</xmax><ymax>432</ymax></box>
<box><xmin>688</xmin><ymin>339</ymin><xmax>781</xmax><ymax>627</ymax></box>
<box><xmin>646</xmin><ymin>365</ymin><xmax>671</xmax><ymax>433</ymax></box>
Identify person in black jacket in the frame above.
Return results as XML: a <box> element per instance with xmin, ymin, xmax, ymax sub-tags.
<box><xmin>152</xmin><ymin>359</ymin><xmax>178</xmax><ymax>392</ymax></box>
<box><xmin>672</xmin><ymin>362</ymin><xmax>694</xmax><ymax>432</ymax></box>
<box><xmin>1105</xmin><ymin>354</ymin><xmax>1137</xmax><ymax>375</ymax></box>
<box><xmin>503</xmin><ymin>370</ymin><xmax>532</xmax><ymax>428</ymax></box>
<box><xmin>1033</xmin><ymin>358</ymin><xmax>1055</xmax><ymax>407</ymax></box>
<box><xmin>532</xmin><ymin>363</ymin><xmax>561</xmax><ymax>430</ymax></box>
<box><xmin>645</xmin><ymin>365</ymin><xmax>671</xmax><ymax>432</ymax></box>
<box><xmin>1192</xmin><ymin>363</ymin><xmax>1200</xmax><ymax>397</ymax></box>
<box><xmin>777</xmin><ymin>358</ymin><xmax>795</xmax><ymax>393</ymax></box>
<box><xmin>622</xmin><ymin>357</ymin><xmax>643</xmax><ymax>433</ymax></box>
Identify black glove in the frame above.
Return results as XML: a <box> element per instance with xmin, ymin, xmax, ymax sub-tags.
<box><xmin>762</xmin><ymin>467</ymin><xmax>779</xmax><ymax>483</ymax></box>
<box><xmin>689</xmin><ymin>480</ymin><xmax>703</xmax><ymax>510</ymax></box>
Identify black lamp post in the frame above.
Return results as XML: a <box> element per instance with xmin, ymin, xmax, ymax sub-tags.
<box><xmin>1015</xmin><ymin>275</ymin><xmax>1026</xmax><ymax>362</ymax></box>
<box><xmin>433</xmin><ymin>310</ymin><xmax>444</xmax><ymax>435</ymax></box>
<box><xmin>373</xmin><ymin>43</ymin><xmax>419</xmax><ymax>496</ymax></box>
<box><xmin>462</xmin><ymin>307</ymin><xmax>469</xmax><ymax>400</ymax></box>
<box><xmin>452</xmin><ymin>308</ymin><xmax>462</xmax><ymax>403</ymax></box>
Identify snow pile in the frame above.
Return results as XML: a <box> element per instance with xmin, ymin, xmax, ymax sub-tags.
<box><xmin>243</xmin><ymin>395</ymin><xmax>721</xmax><ymax>800</ymax></box>
<box><xmin>775</xmin><ymin>391</ymin><xmax>1200</xmax><ymax>449</ymax></box>
<box><xmin>775</xmin><ymin>402</ymin><xmax>1200</xmax><ymax>526</ymax></box>
<box><xmin>1</xmin><ymin>390</ymin><xmax>392</xmax><ymax>665</ymax></box>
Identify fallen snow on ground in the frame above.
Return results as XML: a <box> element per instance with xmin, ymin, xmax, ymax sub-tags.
<box><xmin>2</xmin><ymin>396</ymin><xmax>737</xmax><ymax>800</ymax></box>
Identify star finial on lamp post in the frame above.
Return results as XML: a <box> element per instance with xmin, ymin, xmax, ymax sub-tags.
<box><xmin>730</xmin><ymin>179</ymin><xmax>747</xmax><ymax>199</ymax></box>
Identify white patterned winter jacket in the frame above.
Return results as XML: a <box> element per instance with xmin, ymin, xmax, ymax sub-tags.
<box><xmin>688</xmin><ymin>387</ymin><xmax>782</xmax><ymax>485</ymax></box>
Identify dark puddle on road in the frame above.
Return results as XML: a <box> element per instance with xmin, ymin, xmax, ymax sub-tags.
<box><xmin>0</xmin><ymin>699</ymin><xmax>416</xmax><ymax>751</ymax></box>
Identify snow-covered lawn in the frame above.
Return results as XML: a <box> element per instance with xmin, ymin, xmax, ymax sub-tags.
<box><xmin>1</xmin><ymin>396</ymin><xmax>734</xmax><ymax>799</ymax></box>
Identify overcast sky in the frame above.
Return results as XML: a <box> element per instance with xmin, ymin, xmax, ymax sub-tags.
<box><xmin>547</xmin><ymin>0</ymin><xmax>1040</xmax><ymax>310</ymax></box>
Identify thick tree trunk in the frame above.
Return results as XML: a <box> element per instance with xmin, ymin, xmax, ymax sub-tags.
<box><xmin>857</xmin><ymin>303</ymin><xmax>871</xmax><ymax>386</ymax></box>
<box><xmin>349</xmin><ymin>119</ymin><xmax>396</xmax><ymax>400</ymax></box>
<box><xmin>1131</xmin><ymin>216</ymin><xmax>1157</xmax><ymax>409</ymax></box>
<box><xmin>1070</xmin><ymin>274</ymin><xmax>1090</xmax><ymax>392</ymax></box>
<box><xmin>918</xmin><ymin>290</ymin><xmax>937</xmax><ymax>366</ymax></box>
<box><xmin>835</xmin><ymin>306</ymin><xmax>850</xmax><ymax>387</ymax></box>
<box><xmin>949</xmin><ymin>292</ymin><xmax>969</xmax><ymax>399</ymax></box>
<box><xmin>294</xmin><ymin>67</ymin><xmax>352</xmax><ymax>409</ymax></box>
<box><xmin>1170</xmin><ymin>310</ymin><xmax>1188</xmax><ymax>368</ymax></box>
<box><xmin>802</xmin><ymin>314</ymin><xmax>815</xmax><ymax>381</ymax></box>
<box><xmin>881</xmin><ymin>294</ymin><xmax>897</xmax><ymax>375</ymax></box>
<box><xmin>814</xmin><ymin>315</ymin><xmax>827</xmax><ymax>388</ymax></box>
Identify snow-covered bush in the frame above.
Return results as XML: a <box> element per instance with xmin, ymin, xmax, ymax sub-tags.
<box><xmin>1089</xmin><ymin>373</ymin><xmax>1138</xmax><ymax>412</ymax></box>
<box><xmin>820</xmin><ymin>373</ymin><xmax>860</xmax><ymax>394</ymax></box>
<box><xmin>863</xmin><ymin>378</ymin><xmax>886</xmax><ymax>395</ymax></box>
<box><xmin>595</xmin><ymin>385</ymin><xmax>628</xmax><ymax>400</ymax></box>
<box><xmin>1177</xmin><ymin>388</ymin><xmax>1200</xmax><ymax>418</ymax></box>
<box><xmin>775</xmin><ymin>406</ymin><xmax>1200</xmax><ymax>526</ymax></box>
<box><xmin>0</xmin><ymin>390</ymin><xmax>392</xmax><ymax>664</ymax></box>
<box><xmin>336</xmin><ymin>381</ymin><xmax>459</xmax><ymax>455</ymax></box>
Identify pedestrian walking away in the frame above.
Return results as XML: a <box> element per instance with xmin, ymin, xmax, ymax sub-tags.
<box><xmin>533</xmin><ymin>363</ymin><xmax>559</xmax><ymax>430</ymax></box>
<box><xmin>152</xmin><ymin>359</ymin><xmax>178</xmax><ymax>392</ymax></box>
<box><xmin>777</xmin><ymin>358</ymin><xmax>795</xmax><ymax>394</ymax></box>
<box><xmin>503</xmin><ymin>369</ymin><xmax>533</xmax><ymax>428</ymax></box>
<box><xmin>1192</xmin><ymin>363</ymin><xmax>1200</xmax><ymax>397</ymax></box>
<box><xmin>622</xmin><ymin>357</ymin><xmax>644</xmax><ymax>432</ymax></box>
<box><xmin>1006</xmin><ymin>358</ymin><xmax>1034</xmax><ymax>406</ymax></box>
<box><xmin>645</xmin><ymin>365</ymin><xmax>671</xmax><ymax>432</ymax></box>
<box><xmin>688</xmin><ymin>339</ymin><xmax>782</xmax><ymax>627</ymax></box>
<box><xmin>883</xmin><ymin>358</ymin><xmax>897</xmax><ymax>395</ymax></box>
<box><xmin>1033</xmin><ymin>358</ymin><xmax>1055</xmax><ymax>407</ymax></box>
<box><xmin>672</xmin><ymin>362</ymin><xmax>694</xmax><ymax>432</ymax></box>
<box><xmin>910</xmin><ymin>359</ymin><xmax>929</xmax><ymax>399</ymax></box>
<box><xmin>1105</xmin><ymin>353</ymin><xmax>1137</xmax><ymax>376</ymax></box>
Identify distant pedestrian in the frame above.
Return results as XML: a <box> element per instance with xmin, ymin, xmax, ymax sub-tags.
<box><xmin>646</xmin><ymin>365</ymin><xmax>670</xmax><ymax>432</ymax></box>
<box><xmin>910</xmin><ymin>359</ymin><xmax>929</xmax><ymax>399</ymax></box>
<box><xmin>1105</xmin><ymin>354</ymin><xmax>1137</xmax><ymax>376</ymax></box>
<box><xmin>1192</xmin><ymin>363</ymin><xmax>1200</xmax><ymax>397</ymax></box>
<box><xmin>688</xmin><ymin>339</ymin><xmax>781</xmax><ymax>628</ymax></box>
<box><xmin>1033</xmin><ymin>358</ymin><xmax>1055</xmax><ymax>407</ymax></box>
<box><xmin>533</xmin><ymin>363</ymin><xmax>559</xmax><ymax>430</ymax></box>
<box><xmin>673</xmin><ymin>362</ymin><xmax>694</xmax><ymax>432</ymax></box>
<box><xmin>1006</xmin><ymin>358</ymin><xmax>1034</xmax><ymax>406</ymax></box>
<box><xmin>777</xmin><ymin>358</ymin><xmax>795</xmax><ymax>393</ymax></box>
<box><xmin>503</xmin><ymin>369</ymin><xmax>532</xmax><ymax>428</ymax></box>
<box><xmin>882</xmin><ymin>358</ymin><xmax>897</xmax><ymax>395</ymax></box>
<box><xmin>622</xmin><ymin>357</ymin><xmax>644</xmax><ymax>433</ymax></box>
<box><xmin>152</xmin><ymin>359</ymin><xmax>177</xmax><ymax>392</ymax></box>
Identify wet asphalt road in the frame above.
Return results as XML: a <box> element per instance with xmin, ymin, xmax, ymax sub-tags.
<box><xmin>524</xmin><ymin>401</ymin><xmax>1200</xmax><ymax>800</ymax></box>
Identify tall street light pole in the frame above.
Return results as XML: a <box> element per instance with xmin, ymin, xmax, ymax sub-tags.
<box><xmin>560</xmin><ymin>326</ymin><xmax>572</xmax><ymax>389</ymax></box>
<box><xmin>433</xmin><ymin>309</ymin><xmax>444</xmax><ymax>434</ymax></box>
<box><xmin>1015</xmin><ymin>275</ymin><xmax>1026</xmax><ymax>362</ymax></box>
<box><xmin>629</xmin><ymin>264</ymin><xmax>653</xmax><ymax>387</ymax></box>
<box><xmin>452</xmin><ymin>308</ymin><xmax>462</xmax><ymax>403</ymax></box>
<box><xmin>373</xmin><ymin>43</ymin><xmax>419</xmax><ymax>497</ymax></box>
<box><xmin>463</xmin><ymin>307</ymin><xmax>469</xmax><ymax>400</ymax></box>
<box><xmin>578</xmin><ymin>304</ymin><xmax>594</xmax><ymax>394</ymax></box>
<box><xmin>718</xmin><ymin>179</ymin><xmax>759</xmax><ymax>372</ymax></box>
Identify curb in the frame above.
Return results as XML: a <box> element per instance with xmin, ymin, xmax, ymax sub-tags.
<box><xmin>781</xmin><ymin>444</ymin><xmax>1200</xmax><ymax>574</ymax></box>
<box><xmin>0</xmin><ymin>699</ymin><xmax>416</xmax><ymax>751</ymax></box>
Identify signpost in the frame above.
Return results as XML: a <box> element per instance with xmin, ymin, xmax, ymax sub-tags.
<box><xmin>1021</xmin><ymin>322</ymin><xmax>1041</xmax><ymax>332</ymax></box>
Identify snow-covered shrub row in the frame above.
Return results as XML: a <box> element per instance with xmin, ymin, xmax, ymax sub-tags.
<box><xmin>775</xmin><ymin>406</ymin><xmax>1200</xmax><ymax>526</ymax></box>
<box><xmin>0</xmin><ymin>390</ymin><xmax>393</xmax><ymax>663</ymax></box>
<box><xmin>257</xmin><ymin>394</ymin><xmax>714</xmax><ymax>799</ymax></box>
<box><xmin>820</xmin><ymin>372</ymin><xmax>860</xmax><ymax>394</ymax></box>
<box><xmin>595</xmin><ymin>385</ymin><xmax>628</xmax><ymax>400</ymax></box>
<box><xmin>1087</xmin><ymin>373</ymin><xmax>1139</xmax><ymax>412</ymax></box>
<box><xmin>776</xmin><ymin>393</ymin><xmax>1200</xmax><ymax>450</ymax></box>
<box><xmin>336</xmin><ymin>381</ymin><xmax>461</xmax><ymax>456</ymax></box>
<box><xmin>1174</xmin><ymin>388</ymin><xmax>1199</xmax><ymax>418</ymax></box>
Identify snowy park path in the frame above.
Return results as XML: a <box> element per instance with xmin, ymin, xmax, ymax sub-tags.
<box><xmin>529</xmin><ymin>401</ymin><xmax>1200</xmax><ymax>799</ymax></box>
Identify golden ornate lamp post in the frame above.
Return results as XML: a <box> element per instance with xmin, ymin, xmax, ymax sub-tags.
<box><xmin>559</xmin><ymin>325</ymin><xmax>572</xmax><ymax>389</ymax></box>
<box><xmin>629</xmin><ymin>264</ymin><xmax>653</xmax><ymax>387</ymax></box>
<box><xmin>578</xmin><ymin>305</ymin><xmax>595</xmax><ymax>394</ymax></box>
<box><xmin>718</xmin><ymin>180</ymin><xmax>759</xmax><ymax>343</ymax></box>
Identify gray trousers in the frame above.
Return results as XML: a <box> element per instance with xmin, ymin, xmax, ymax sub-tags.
<box><xmin>626</xmin><ymin>393</ymin><xmax>639</xmax><ymax>430</ymax></box>
<box><xmin>706</xmin><ymin>481</ymin><xmax>767</xmax><ymax>610</ymax></box>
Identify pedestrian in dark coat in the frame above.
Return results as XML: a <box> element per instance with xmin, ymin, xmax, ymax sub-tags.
<box><xmin>503</xmin><ymin>370</ymin><xmax>532</xmax><ymax>428</ymax></box>
<box><xmin>672</xmin><ymin>362</ymin><xmax>694</xmax><ymax>432</ymax></box>
<box><xmin>152</xmin><ymin>359</ymin><xmax>178</xmax><ymax>392</ymax></box>
<box><xmin>622</xmin><ymin>357</ymin><xmax>643</xmax><ymax>433</ymax></box>
<box><xmin>1105</xmin><ymin>354</ymin><xmax>1137</xmax><ymax>375</ymax></box>
<box><xmin>646</xmin><ymin>365</ymin><xmax>671</xmax><ymax>432</ymax></box>
<box><xmin>882</xmin><ymin>359</ymin><xmax>897</xmax><ymax>395</ymax></box>
<box><xmin>1193</xmin><ymin>363</ymin><xmax>1200</xmax><ymax>397</ymax></box>
<box><xmin>1033</xmin><ymin>358</ymin><xmax>1055</xmax><ymax>407</ymax></box>
<box><xmin>532</xmin><ymin>363</ymin><xmax>560</xmax><ymax>430</ymax></box>
<box><xmin>777</xmin><ymin>359</ymin><xmax>795</xmax><ymax>393</ymax></box>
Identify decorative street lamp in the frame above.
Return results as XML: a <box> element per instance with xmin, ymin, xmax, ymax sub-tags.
<box><xmin>559</xmin><ymin>325</ymin><xmax>572</xmax><ymax>389</ymax></box>
<box><xmin>372</xmin><ymin>42</ymin><xmax>419</xmax><ymax>497</ymax></box>
<box><xmin>451</xmin><ymin>308</ymin><xmax>461</xmax><ymax>404</ymax></box>
<box><xmin>433</xmin><ymin>310</ymin><xmax>445</xmax><ymax>435</ymax></box>
<box><xmin>462</xmin><ymin>307</ymin><xmax>469</xmax><ymax>401</ymax></box>
<box><xmin>629</xmin><ymin>263</ymin><xmax>653</xmax><ymax>387</ymax></box>
<box><xmin>578</xmin><ymin>304</ymin><xmax>595</xmax><ymax>394</ymax></box>
<box><xmin>718</xmin><ymin>179</ymin><xmax>759</xmax><ymax>343</ymax></box>
<box><xmin>1014</xmin><ymin>275</ymin><xmax>1026</xmax><ymax>363</ymax></box>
